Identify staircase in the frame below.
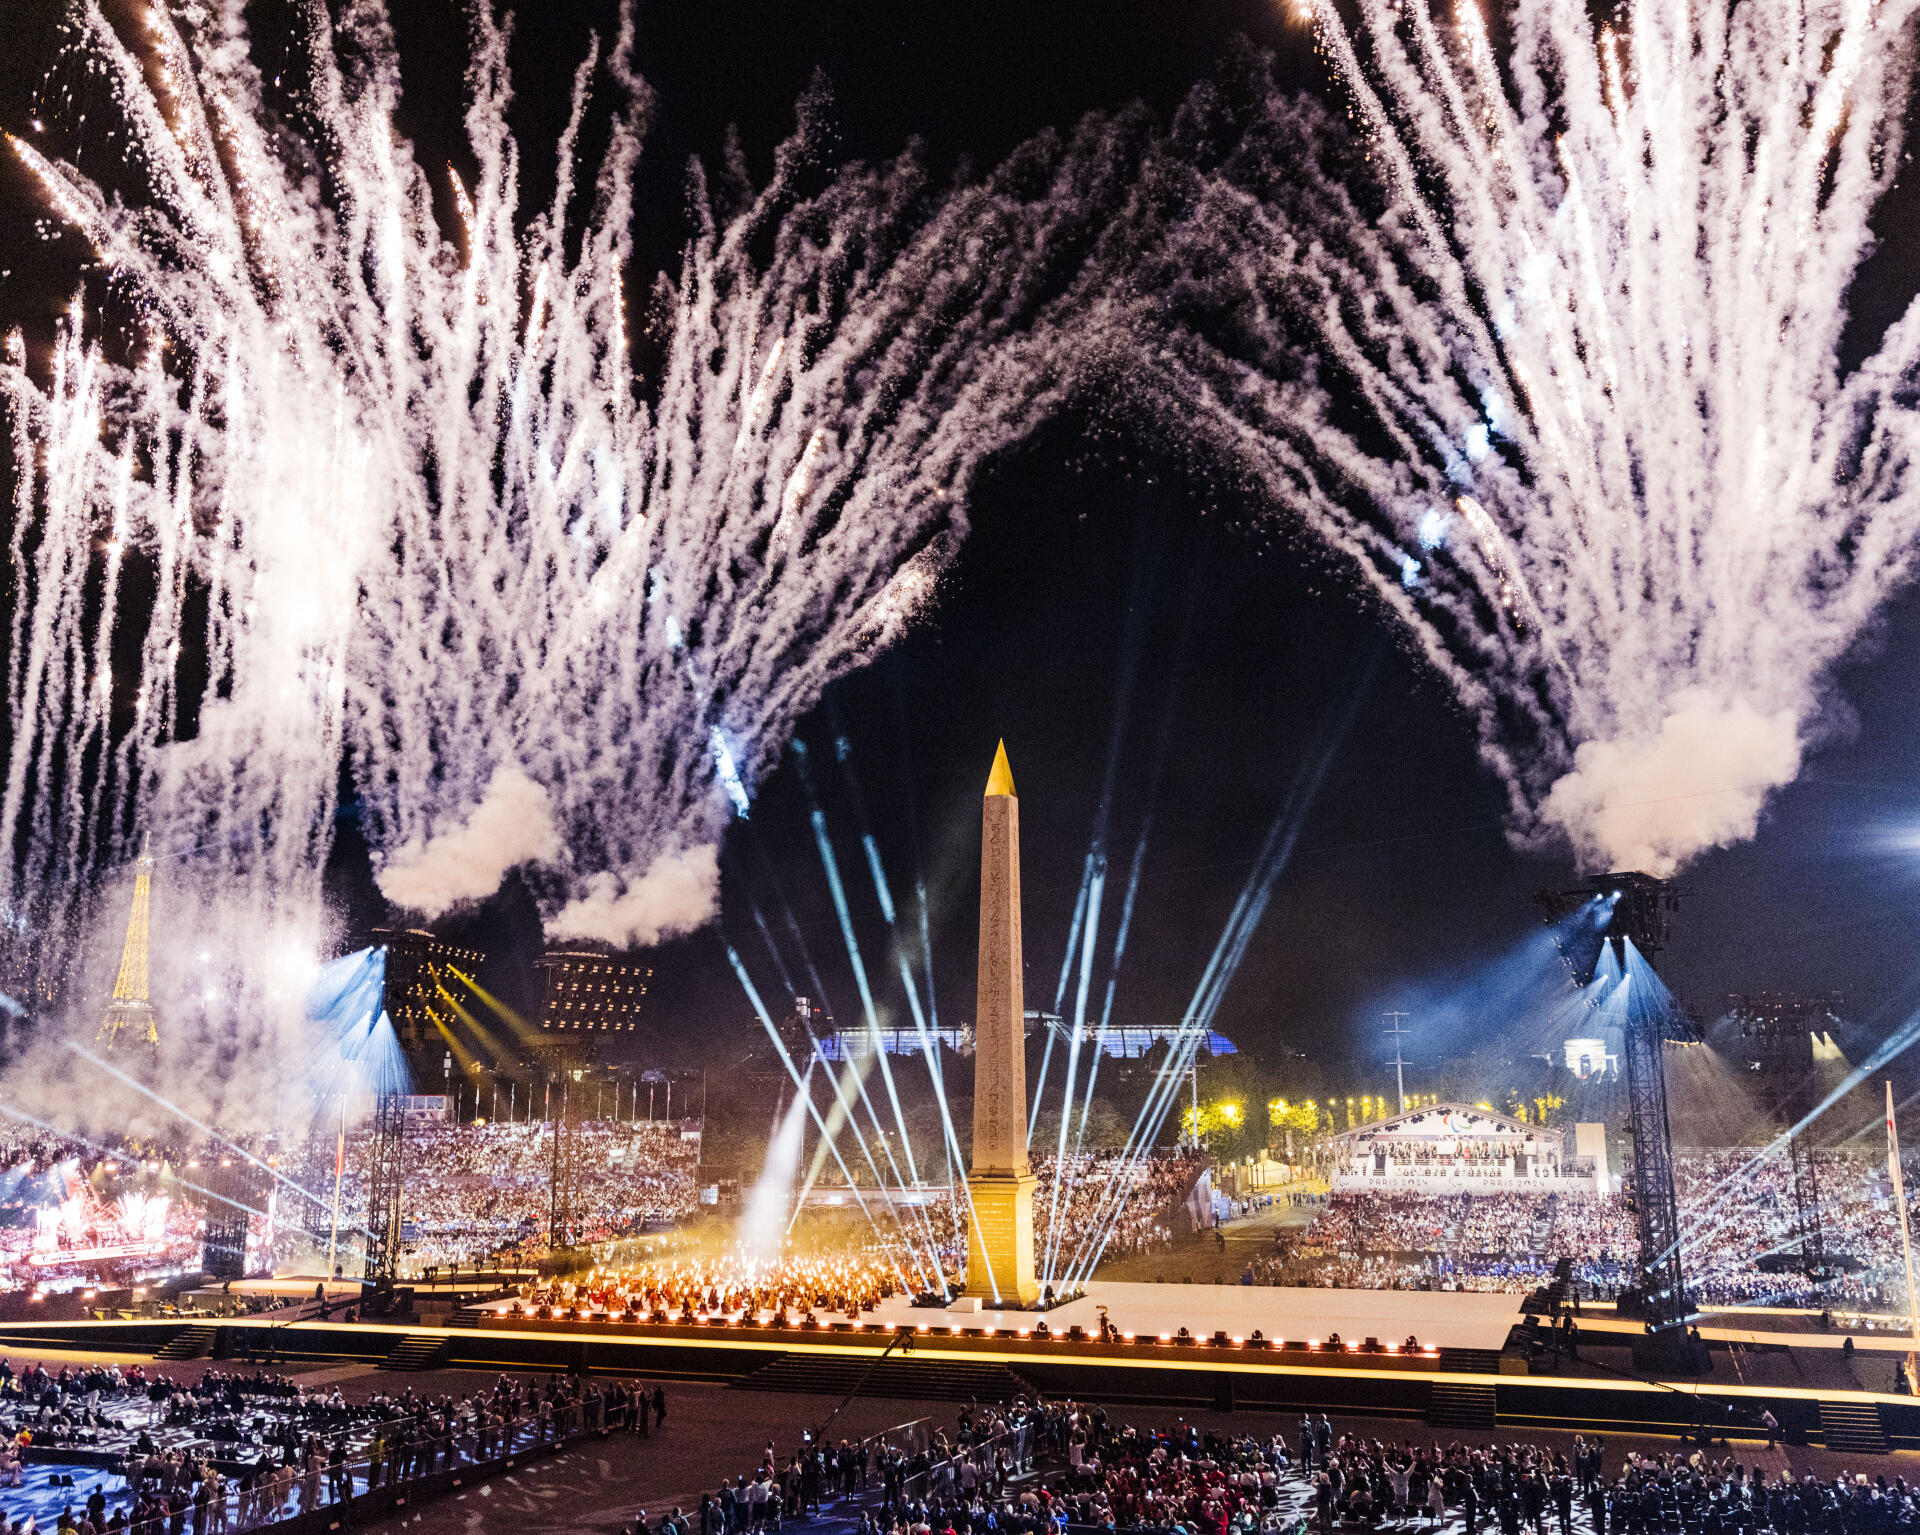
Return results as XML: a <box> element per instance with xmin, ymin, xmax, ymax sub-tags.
<box><xmin>382</xmin><ymin>1334</ymin><xmax>451</xmax><ymax>1372</ymax></box>
<box><xmin>733</xmin><ymin>1352</ymin><xmax>1032</xmax><ymax>1402</ymax></box>
<box><xmin>446</xmin><ymin>1307</ymin><xmax>487</xmax><ymax>1330</ymax></box>
<box><xmin>1427</xmin><ymin>1382</ymin><xmax>1497</xmax><ymax>1430</ymax></box>
<box><xmin>1819</xmin><ymin>1401</ymin><xmax>1888</xmax><ymax>1455</ymax></box>
<box><xmin>156</xmin><ymin>1325</ymin><xmax>217</xmax><ymax>1362</ymax></box>
<box><xmin>1435</xmin><ymin>1348</ymin><xmax>1501</xmax><ymax>1376</ymax></box>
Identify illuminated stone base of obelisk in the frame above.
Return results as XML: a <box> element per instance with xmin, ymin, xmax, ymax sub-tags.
<box><xmin>965</xmin><ymin>1170</ymin><xmax>1040</xmax><ymax>1306</ymax></box>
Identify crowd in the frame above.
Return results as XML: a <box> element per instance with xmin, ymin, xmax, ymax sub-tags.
<box><xmin>1262</xmin><ymin>1150</ymin><xmax>1920</xmax><ymax>1307</ymax></box>
<box><xmin>689</xmin><ymin>1393</ymin><xmax>1079</xmax><ymax>1535</ymax></box>
<box><xmin>1032</xmin><ymin>1152</ymin><xmax>1207</xmax><ymax>1271</ymax></box>
<box><xmin>665</xmin><ymin>1385</ymin><xmax>1920</xmax><ymax>1535</ymax></box>
<box><xmin>1044</xmin><ymin>1409</ymin><xmax>1920</xmax><ymax>1535</ymax></box>
<box><xmin>277</xmin><ymin>1119</ymin><xmax>700</xmax><ymax>1269</ymax></box>
<box><xmin>3</xmin><ymin>1365</ymin><xmax>670</xmax><ymax>1535</ymax></box>
<box><xmin>1673</xmin><ymin>1152</ymin><xmax>1900</xmax><ymax>1309</ymax></box>
<box><xmin>0</xmin><ymin>1118</ymin><xmax>701</xmax><ymax>1293</ymax></box>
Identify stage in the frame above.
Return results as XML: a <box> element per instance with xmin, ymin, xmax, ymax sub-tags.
<box><xmin>869</xmin><ymin>1281</ymin><xmax>1526</xmax><ymax>1352</ymax></box>
<box><xmin>466</xmin><ymin>1279</ymin><xmax>1526</xmax><ymax>1354</ymax></box>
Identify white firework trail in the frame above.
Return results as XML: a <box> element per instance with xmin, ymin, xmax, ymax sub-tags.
<box><xmin>0</xmin><ymin>0</ymin><xmax>1113</xmax><ymax>1123</ymax></box>
<box><xmin>1148</xmin><ymin>0</ymin><xmax>1920</xmax><ymax>874</ymax></box>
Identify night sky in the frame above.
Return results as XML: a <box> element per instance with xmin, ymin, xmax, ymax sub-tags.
<box><xmin>6</xmin><ymin>0</ymin><xmax>1920</xmax><ymax>1092</ymax></box>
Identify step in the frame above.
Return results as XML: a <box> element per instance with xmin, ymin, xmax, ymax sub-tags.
<box><xmin>1819</xmin><ymin>1401</ymin><xmax>1888</xmax><ymax>1455</ymax></box>
<box><xmin>446</xmin><ymin>1308</ymin><xmax>485</xmax><ymax>1330</ymax></box>
<box><xmin>1428</xmin><ymin>1382</ymin><xmax>1497</xmax><ymax>1430</ymax></box>
<box><xmin>732</xmin><ymin>1352</ymin><xmax>1032</xmax><ymax>1403</ymax></box>
<box><xmin>155</xmin><ymin>1325</ymin><xmax>217</xmax><ymax>1362</ymax></box>
<box><xmin>381</xmin><ymin>1334</ymin><xmax>451</xmax><ymax>1372</ymax></box>
<box><xmin>1435</xmin><ymin>1347</ymin><xmax>1502</xmax><ymax>1375</ymax></box>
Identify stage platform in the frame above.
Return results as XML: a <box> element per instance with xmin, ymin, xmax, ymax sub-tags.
<box><xmin>874</xmin><ymin>1282</ymin><xmax>1525</xmax><ymax>1351</ymax></box>
<box><xmin>477</xmin><ymin>1280</ymin><xmax>1524</xmax><ymax>1351</ymax></box>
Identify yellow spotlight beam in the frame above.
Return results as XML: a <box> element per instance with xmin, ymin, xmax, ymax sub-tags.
<box><xmin>448</xmin><ymin>966</ymin><xmax>544</xmax><ymax>1046</ymax></box>
<box><xmin>425</xmin><ymin>1009</ymin><xmax>482</xmax><ymax>1077</ymax></box>
<box><xmin>435</xmin><ymin>981</ymin><xmax>513</xmax><ymax>1061</ymax></box>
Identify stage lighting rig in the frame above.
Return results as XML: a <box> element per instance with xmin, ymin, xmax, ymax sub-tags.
<box><xmin>1536</xmin><ymin>871</ymin><xmax>1683</xmax><ymax>982</ymax></box>
<box><xmin>1535</xmin><ymin>870</ymin><xmax>1706</xmax><ymax>1374</ymax></box>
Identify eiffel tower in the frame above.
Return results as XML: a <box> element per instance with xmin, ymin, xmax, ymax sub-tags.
<box><xmin>99</xmin><ymin>836</ymin><xmax>157</xmax><ymax>1051</ymax></box>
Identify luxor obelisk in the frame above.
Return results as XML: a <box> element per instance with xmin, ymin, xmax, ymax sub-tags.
<box><xmin>966</xmin><ymin>740</ymin><xmax>1040</xmax><ymax>1305</ymax></box>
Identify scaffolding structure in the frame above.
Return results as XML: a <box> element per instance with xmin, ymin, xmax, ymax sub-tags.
<box><xmin>1728</xmin><ymin>992</ymin><xmax>1838</xmax><ymax>1279</ymax></box>
<box><xmin>1541</xmin><ymin>871</ymin><xmax>1703</xmax><ymax>1369</ymax></box>
<box><xmin>201</xmin><ymin>1160</ymin><xmax>263</xmax><ymax>1281</ymax></box>
<box><xmin>364</xmin><ymin>1094</ymin><xmax>405</xmax><ymax>1286</ymax></box>
<box><xmin>548</xmin><ymin>1071</ymin><xmax>584</xmax><ymax>1249</ymax></box>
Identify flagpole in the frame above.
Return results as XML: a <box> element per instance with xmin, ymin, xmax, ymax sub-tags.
<box><xmin>326</xmin><ymin>1093</ymin><xmax>347</xmax><ymax>1284</ymax></box>
<box><xmin>1885</xmin><ymin>1081</ymin><xmax>1920</xmax><ymax>1392</ymax></box>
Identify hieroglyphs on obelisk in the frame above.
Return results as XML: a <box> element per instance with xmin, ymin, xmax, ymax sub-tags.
<box><xmin>965</xmin><ymin>740</ymin><xmax>1040</xmax><ymax>1304</ymax></box>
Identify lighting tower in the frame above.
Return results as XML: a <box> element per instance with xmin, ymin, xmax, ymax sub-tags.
<box><xmin>99</xmin><ymin>837</ymin><xmax>158</xmax><ymax>1051</ymax></box>
<box><xmin>1726</xmin><ymin>992</ymin><xmax>1836</xmax><ymax>1281</ymax></box>
<box><xmin>1384</xmin><ymin>1013</ymin><xmax>1412</xmax><ymax>1113</ymax></box>
<box><xmin>1539</xmin><ymin>871</ymin><xmax>1705</xmax><ymax>1373</ymax></box>
<box><xmin>549</xmin><ymin>1068</ymin><xmax>584</xmax><ymax>1251</ymax></box>
<box><xmin>363</xmin><ymin>1092</ymin><xmax>405</xmax><ymax>1288</ymax></box>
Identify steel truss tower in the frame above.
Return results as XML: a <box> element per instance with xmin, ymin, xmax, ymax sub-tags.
<box><xmin>549</xmin><ymin>1072</ymin><xmax>583</xmax><ymax>1250</ymax></box>
<box><xmin>1788</xmin><ymin>1134</ymin><xmax>1828</xmax><ymax>1277</ymax></box>
<box><xmin>364</xmin><ymin>1094</ymin><xmax>405</xmax><ymax>1286</ymax></box>
<box><xmin>1728</xmin><ymin>992</ymin><xmax>1836</xmax><ymax>1280</ymax></box>
<box><xmin>1541</xmin><ymin>872</ymin><xmax>1705</xmax><ymax>1371</ymax></box>
<box><xmin>201</xmin><ymin>1160</ymin><xmax>264</xmax><ymax>1280</ymax></box>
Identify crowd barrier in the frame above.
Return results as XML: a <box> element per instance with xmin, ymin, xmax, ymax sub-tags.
<box><xmin>58</xmin><ymin>1399</ymin><xmax>625</xmax><ymax>1535</ymax></box>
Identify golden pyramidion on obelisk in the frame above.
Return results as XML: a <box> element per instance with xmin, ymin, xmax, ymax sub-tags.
<box><xmin>966</xmin><ymin>739</ymin><xmax>1041</xmax><ymax>1305</ymax></box>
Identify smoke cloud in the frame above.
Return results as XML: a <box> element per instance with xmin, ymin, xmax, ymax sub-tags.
<box><xmin>549</xmin><ymin>845</ymin><xmax>721</xmax><ymax>947</ymax></box>
<box><xmin>1539</xmin><ymin>693</ymin><xmax>1802</xmax><ymax>877</ymax></box>
<box><xmin>375</xmin><ymin>767</ymin><xmax>561</xmax><ymax>918</ymax></box>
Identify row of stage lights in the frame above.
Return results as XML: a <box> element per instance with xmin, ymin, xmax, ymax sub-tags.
<box><xmin>497</xmin><ymin>1302</ymin><xmax>1439</xmax><ymax>1357</ymax></box>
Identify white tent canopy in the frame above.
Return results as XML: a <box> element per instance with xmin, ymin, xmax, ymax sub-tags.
<box><xmin>1328</xmin><ymin>1102</ymin><xmax>1601</xmax><ymax>1193</ymax></box>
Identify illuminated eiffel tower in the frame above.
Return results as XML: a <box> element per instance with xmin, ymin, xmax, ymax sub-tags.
<box><xmin>98</xmin><ymin>836</ymin><xmax>157</xmax><ymax>1051</ymax></box>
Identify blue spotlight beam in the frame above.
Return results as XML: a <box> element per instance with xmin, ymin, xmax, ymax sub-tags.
<box><xmin>748</xmin><ymin>897</ymin><xmax>799</xmax><ymax>1003</ymax></box>
<box><xmin>789</xmin><ymin>1040</ymin><xmax>883</xmax><ymax>1225</ymax></box>
<box><xmin>1042</xmin><ymin>864</ymin><xmax>1106</xmax><ymax>1287</ymax></box>
<box><xmin>1062</xmin><ymin>1019</ymin><xmax>1210</xmax><ymax>1290</ymax></box>
<box><xmin>1673</xmin><ymin>997</ymin><xmax>1920</xmax><ymax>1279</ymax></box>
<box><xmin>826</xmin><ymin>729</ymin><xmax>990</xmax><ymax>1299</ymax></box>
<box><xmin>882</xmin><ymin>670</ymin><xmax>942</xmax><ymax>1040</ymax></box>
<box><xmin>725</xmin><ymin>944</ymin><xmax>926</xmax><ymax>1293</ymax></box>
<box><xmin>1030</xmin><ymin>877</ymin><xmax>1089</xmax><ymax>1145</ymax></box>
<box><xmin>1043</xmin><ymin>486</ymin><xmax>1155</xmax><ymax>1216</ymax></box>
<box><xmin>726</xmin><ymin>937</ymin><xmax>942</xmax><ymax>1291</ymax></box>
<box><xmin>1058</xmin><ymin>661</ymin><xmax>1377</xmax><ymax>1288</ymax></box>
<box><xmin>788</xmin><ymin>746</ymin><xmax>948</xmax><ymax>1278</ymax></box>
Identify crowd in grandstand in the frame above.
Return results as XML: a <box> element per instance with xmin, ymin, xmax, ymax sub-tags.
<box><xmin>1032</xmin><ymin>1151</ymin><xmax>1205</xmax><ymax>1270</ymax></box>
<box><xmin>276</xmin><ymin>1119</ymin><xmax>701</xmax><ymax>1268</ymax></box>
<box><xmin>1270</xmin><ymin>1148</ymin><xmax>1916</xmax><ymax>1306</ymax></box>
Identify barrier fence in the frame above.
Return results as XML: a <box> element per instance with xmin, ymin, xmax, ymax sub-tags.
<box><xmin>36</xmin><ymin>1397</ymin><xmax>628</xmax><ymax>1535</ymax></box>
